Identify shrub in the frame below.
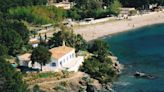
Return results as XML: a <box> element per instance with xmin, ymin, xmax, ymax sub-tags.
<box><xmin>9</xmin><ymin>6</ymin><xmax>66</xmax><ymax>25</ymax></box>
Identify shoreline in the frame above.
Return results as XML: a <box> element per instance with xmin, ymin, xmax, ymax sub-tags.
<box><xmin>73</xmin><ymin>11</ymin><xmax>164</xmax><ymax>41</ymax></box>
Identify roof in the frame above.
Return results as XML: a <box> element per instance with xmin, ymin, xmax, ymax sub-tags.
<box><xmin>29</xmin><ymin>38</ymin><xmax>40</xmax><ymax>44</ymax></box>
<box><xmin>17</xmin><ymin>53</ymin><xmax>31</xmax><ymax>62</ymax></box>
<box><xmin>41</xmin><ymin>24</ymin><xmax>53</xmax><ymax>27</ymax></box>
<box><xmin>120</xmin><ymin>8</ymin><xmax>135</xmax><ymax>11</ymax></box>
<box><xmin>49</xmin><ymin>45</ymin><xmax>75</xmax><ymax>60</ymax></box>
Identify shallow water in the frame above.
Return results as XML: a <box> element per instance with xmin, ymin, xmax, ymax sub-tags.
<box><xmin>105</xmin><ymin>24</ymin><xmax>164</xmax><ymax>92</ymax></box>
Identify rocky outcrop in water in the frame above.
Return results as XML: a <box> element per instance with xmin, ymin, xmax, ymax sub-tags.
<box><xmin>134</xmin><ymin>72</ymin><xmax>155</xmax><ymax>79</ymax></box>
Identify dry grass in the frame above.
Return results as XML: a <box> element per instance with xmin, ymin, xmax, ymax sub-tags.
<box><xmin>27</xmin><ymin>72</ymin><xmax>85</xmax><ymax>92</ymax></box>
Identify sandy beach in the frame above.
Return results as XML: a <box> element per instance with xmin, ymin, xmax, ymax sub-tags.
<box><xmin>74</xmin><ymin>11</ymin><xmax>164</xmax><ymax>41</ymax></box>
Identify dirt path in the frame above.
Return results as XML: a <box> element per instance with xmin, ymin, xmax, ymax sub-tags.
<box><xmin>38</xmin><ymin>72</ymin><xmax>84</xmax><ymax>85</ymax></box>
<box><xmin>28</xmin><ymin>72</ymin><xmax>85</xmax><ymax>89</ymax></box>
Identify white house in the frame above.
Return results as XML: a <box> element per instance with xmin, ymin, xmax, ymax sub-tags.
<box><xmin>48</xmin><ymin>0</ymin><xmax>71</xmax><ymax>10</ymax></box>
<box><xmin>17</xmin><ymin>44</ymin><xmax>84</xmax><ymax>72</ymax></box>
<box><xmin>17</xmin><ymin>53</ymin><xmax>40</xmax><ymax>69</ymax></box>
<box><xmin>118</xmin><ymin>7</ymin><xmax>137</xmax><ymax>19</ymax></box>
<box><xmin>42</xmin><ymin>43</ymin><xmax>84</xmax><ymax>72</ymax></box>
<box><xmin>29</xmin><ymin>38</ymin><xmax>40</xmax><ymax>48</ymax></box>
<box><xmin>17</xmin><ymin>53</ymin><xmax>31</xmax><ymax>66</ymax></box>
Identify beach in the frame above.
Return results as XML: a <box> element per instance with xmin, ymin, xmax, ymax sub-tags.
<box><xmin>73</xmin><ymin>11</ymin><xmax>164</xmax><ymax>41</ymax></box>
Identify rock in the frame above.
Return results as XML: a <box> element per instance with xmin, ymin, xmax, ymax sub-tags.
<box><xmin>134</xmin><ymin>72</ymin><xmax>146</xmax><ymax>77</ymax></box>
<box><xmin>101</xmin><ymin>83</ymin><xmax>114</xmax><ymax>92</ymax></box>
<box><xmin>79</xmin><ymin>80</ymin><xmax>87</xmax><ymax>86</ymax></box>
<box><xmin>134</xmin><ymin>72</ymin><xmax>155</xmax><ymax>79</ymax></box>
<box><xmin>86</xmin><ymin>84</ymin><xmax>97</xmax><ymax>92</ymax></box>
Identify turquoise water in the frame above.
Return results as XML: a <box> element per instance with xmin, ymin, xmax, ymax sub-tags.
<box><xmin>105</xmin><ymin>24</ymin><xmax>164</xmax><ymax>92</ymax></box>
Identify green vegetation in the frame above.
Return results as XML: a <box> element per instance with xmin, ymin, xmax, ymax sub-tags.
<box><xmin>9</xmin><ymin>6</ymin><xmax>66</xmax><ymax>25</ymax></box>
<box><xmin>1</xmin><ymin>29</ymin><xmax>23</xmax><ymax>55</ymax></box>
<box><xmin>120</xmin><ymin>0</ymin><xmax>164</xmax><ymax>9</ymax></box>
<box><xmin>0</xmin><ymin>44</ymin><xmax>8</xmax><ymax>57</ymax></box>
<box><xmin>53</xmin><ymin>81</ymin><xmax>69</xmax><ymax>91</ymax></box>
<box><xmin>33</xmin><ymin>85</ymin><xmax>42</xmax><ymax>92</ymax></box>
<box><xmin>81</xmin><ymin>40</ymin><xmax>117</xmax><ymax>83</ymax></box>
<box><xmin>1</xmin><ymin>0</ymin><xmax>164</xmax><ymax>91</ymax></box>
<box><xmin>26</xmin><ymin>72</ymin><xmax>58</xmax><ymax>79</ymax></box>
<box><xmin>108</xmin><ymin>0</ymin><xmax>122</xmax><ymax>16</ymax></box>
<box><xmin>81</xmin><ymin>57</ymin><xmax>116</xmax><ymax>83</ymax></box>
<box><xmin>88</xmin><ymin>40</ymin><xmax>109</xmax><ymax>62</ymax></box>
<box><xmin>0</xmin><ymin>0</ymin><xmax>48</xmax><ymax>91</ymax></box>
<box><xmin>9</xmin><ymin>20</ymin><xmax>30</xmax><ymax>44</ymax></box>
<box><xmin>24</xmin><ymin>71</ymin><xmax>72</xmax><ymax>83</ymax></box>
<box><xmin>0</xmin><ymin>0</ymin><xmax>47</xmax><ymax>13</ymax></box>
<box><xmin>0</xmin><ymin>19</ymin><xmax>29</xmax><ymax>55</ymax></box>
<box><xmin>48</xmin><ymin>26</ymin><xmax>87</xmax><ymax>51</ymax></box>
<box><xmin>0</xmin><ymin>58</ymin><xmax>28</xmax><ymax>92</ymax></box>
<box><xmin>31</xmin><ymin>46</ymin><xmax>52</xmax><ymax>71</ymax></box>
<box><xmin>67</xmin><ymin>0</ymin><xmax>122</xmax><ymax>20</ymax></box>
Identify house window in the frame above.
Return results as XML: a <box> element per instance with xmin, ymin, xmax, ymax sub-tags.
<box><xmin>70</xmin><ymin>55</ymin><xmax>72</xmax><ymax>59</ymax></box>
<box><xmin>51</xmin><ymin>62</ymin><xmax>56</xmax><ymax>67</ymax></box>
<box><xmin>60</xmin><ymin>62</ymin><xmax>62</xmax><ymax>66</ymax></box>
<box><xmin>67</xmin><ymin>57</ymin><xmax>69</xmax><ymax>61</ymax></box>
<box><xmin>63</xmin><ymin>59</ymin><xmax>65</xmax><ymax>63</ymax></box>
<box><xmin>72</xmin><ymin>53</ymin><xmax>74</xmax><ymax>58</ymax></box>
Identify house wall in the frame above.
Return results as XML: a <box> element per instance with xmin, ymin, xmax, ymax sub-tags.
<box><xmin>18</xmin><ymin>49</ymin><xmax>81</xmax><ymax>72</ymax></box>
<box><xmin>19</xmin><ymin>60</ymin><xmax>29</xmax><ymax>66</ymax></box>
<box><xmin>32</xmin><ymin>44</ymin><xmax>38</xmax><ymax>48</ymax></box>
<box><xmin>57</xmin><ymin>49</ymin><xmax>75</xmax><ymax>67</ymax></box>
<box><xmin>40</xmin><ymin>49</ymin><xmax>76</xmax><ymax>71</ymax></box>
<box><xmin>67</xmin><ymin>56</ymin><xmax>84</xmax><ymax>72</ymax></box>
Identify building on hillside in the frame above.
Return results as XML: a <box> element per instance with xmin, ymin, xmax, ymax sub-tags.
<box><xmin>17</xmin><ymin>53</ymin><xmax>41</xmax><ymax>71</ymax></box>
<box><xmin>41</xmin><ymin>24</ymin><xmax>53</xmax><ymax>31</ymax></box>
<box><xmin>48</xmin><ymin>0</ymin><xmax>69</xmax><ymax>4</ymax></box>
<box><xmin>29</xmin><ymin>38</ymin><xmax>40</xmax><ymax>48</ymax></box>
<box><xmin>53</xmin><ymin>2</ymin><xmax>71</xmax><ymax>10</ymax></box>
<box><xmin>47</xmin><ymin>0</ymin><xmax>72</xmax><ymax>10</ymax></box>
<box><xmin>17</xmin><ymin>53</ymin><xmax>31</xmax><ymax>67</ymax></box>
<box><xmin>17</xmin><ymin>43</ymin><xmax>84</xmax><ymax>72</ymax></box>
<box><xmin>43</xmin><ymin>42</ymin><xmax>84</xmax><ymax>72</ymax></box>
<box><xmin>118</xmin><ymin>7</ymin><xmax>137</xmax><ymax>19</ymax></box>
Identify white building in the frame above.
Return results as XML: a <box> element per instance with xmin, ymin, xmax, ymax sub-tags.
<box><xmin>29</xmin><ymin>38</ymin><xmax>39</xmax><ymax>48</ymax></box>
<box><xmin>17</xmin><ymin>53</ymin><xmax>31</xmax><ymax>67</ymax></box>
<box><xmin>17</xmin><ymin>44</ymin><xmax>84</xmax><ymax>72</ymax></box>
<box><xmin>47</xmin><ymin>0</ymin><xmax>72</xmax><ymax>10</ymax></box>
<box><xmin>118</xmin><ymin>7</ymin><xmax>137</xmax><ymax>19</ymax></box>
<box><xmin>17</xmin><ymin>53</ymin><xmax>41</xmax><ymax>69</ymax></box>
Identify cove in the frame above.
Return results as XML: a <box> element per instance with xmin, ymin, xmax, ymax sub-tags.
<box><xmin>105</xmin><ymin>23</ymin><xmax>164</xmax><ymax>92</ymax></box>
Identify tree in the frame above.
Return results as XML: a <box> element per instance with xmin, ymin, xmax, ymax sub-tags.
<box><xmin>81</xmin><ymin>57</ymin><xmax>116</xmax><ymax>83</ymax></box>
<box><xmin>33</xmin><ymin>0</ymin><xmax>47</xmax><ymax>5</ymax></box>
<box><xmin>48</xmin><ymin>28</ymin><xmax>87</xmax><ymax>51</ymax></box>
<box><xmin>31</xmin><ymin>46</ymin><xmax>51</xmax><ymax>71</ymax></box>
<box><xmin>0</xmin><ymin>0</ymin><xmax>47</xmax><ymax>13</ymax></box>
<box><xmin>0</xmin><ymin>44</ymin><xmax>8</xmax><ymax>57</ymax></box>
<box><xmin>107</xmin><ymin>0</ymin><xmax>121</xmax><ymax>15</ymax></box>
<box><xmin>0</xmin><ymin>57</ymin><xmax>28</xmax><ymax>92</ymax></box>
<box><xmin>88</xmin><ymin>40</ymin><xmax>109</xmax><ymax>62</ymax></box>
<box><xmin>120</xmin><ymin>0</ymin><xmax>164</xmax><ymax>9</ymax></box>
<box><xmin>9</xmin><ymin>20</ymin><xmax>29</xmax><ymax>44</ymax></box>
<box><xmin>33</xmin><ymin>85</ymin><xmax>42</xmax><ymax>92</ymax></box>
<box><xmin>67</xmin><ymin>7</ymin><xmax>81</xmax><ymax>20</ymax></box>
<box><xmin>75</xmin><ymin>0</ymin><xmax>102</xmax><ymax>10</ymax></box>
<box><xmin>9</xmin><ymin>6</ymin><xmax>66</xmax><ymax>25</ymax></box>
<box><xmin>102</xmin><ymin>0</ymin><xmax>115</xmax><ymax>6</ymax></box>
<box><xmin>0</xmin><ymin>30</ymin><xmax>23</xmax><ymax>55</ymax></box>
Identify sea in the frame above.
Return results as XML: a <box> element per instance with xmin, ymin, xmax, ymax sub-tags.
<box><xmin>105</xmin><ymin>23</ymin><xmax>164</xmax><ymax>92</ymax></box>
